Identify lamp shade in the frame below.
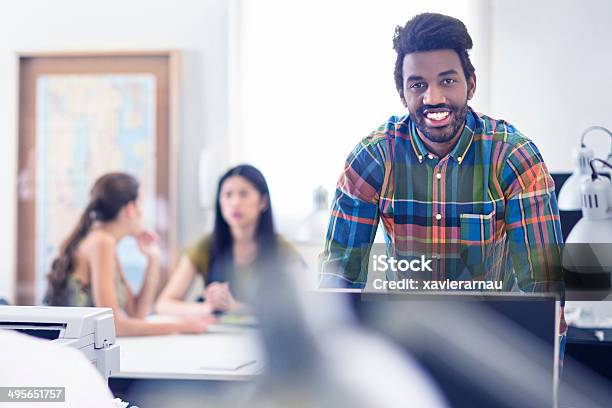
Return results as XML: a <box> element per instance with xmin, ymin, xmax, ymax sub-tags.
<box><xmin>566</xmin><ymin>176</ymin><xmax>612</xmax><ymax>243</ymax></box>
<box><xmin>563</xmin><ymin>175</ymin><xmax>612</xmax><ymax>296</ymax></box>
<box><xmin>558</xmin><ymin>173</ymin><xmax>589</xmax><ymax>210</ymax></box>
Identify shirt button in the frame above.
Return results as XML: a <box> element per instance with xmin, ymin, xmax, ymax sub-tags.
<box><xmin>457</xmin><ymin>156</ymin><xmax>463</xmax><ymax>163</ymax></box>
<box><xmin>436</xmin><ymin>173</ymin><xmax>442</xmax><ymax>179</ymax></box>
<box><xmin>435</xmin><ymin>213</ymin><xmax>442</xmax><ymax>220</ymax></box>
<box><xmin>418</xmin><ymin>155</ymin><xmax>423</xmax><ymax>162</ymax></box>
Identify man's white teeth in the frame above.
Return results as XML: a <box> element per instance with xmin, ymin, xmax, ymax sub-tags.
<box><xmin>426</xmin><ymin>111</ymin><xmax>450</xmax><ymax>121</ymax></box>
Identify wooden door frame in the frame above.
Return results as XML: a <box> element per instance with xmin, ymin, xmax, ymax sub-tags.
<box><xmin>16</xmin><ymin>50</ymin><xmax>180</xmax><ymax>305</ymax></box>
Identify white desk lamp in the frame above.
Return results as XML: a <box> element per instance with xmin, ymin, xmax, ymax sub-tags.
<box><xmin>565</xmin><ymin>158</ymin><xmax>612</xmax><ymax>244</ymax></box>
<box><xmin>558</xmin><ymin>126</ymin><xmax>612</xmax><ymax>210</ymax></box>
<box><xmin>294</xmin><ymin>186</ymin><xmax>329</xmax><ymax>244</ymax></box>
<box><xmin>562</xmin><ymin>159</ymin><xmax>612</xmax><ymax>296</ymax></box>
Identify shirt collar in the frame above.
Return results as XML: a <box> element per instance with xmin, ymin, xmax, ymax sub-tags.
<box><xmin>408</xmin><ymin>107</ymin><xmax>476</xmax><ymax>165</ymax></box>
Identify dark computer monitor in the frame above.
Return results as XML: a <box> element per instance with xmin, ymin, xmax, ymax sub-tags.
<box><xmin>339</xmin><ymin>291</ymin><xmax>559</xmax><ymax>408</ymax></box>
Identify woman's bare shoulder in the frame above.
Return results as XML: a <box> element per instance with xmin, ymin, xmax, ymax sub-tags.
<box><xmin>80</xmin><ymin>230</ymin><xmax>116</xmax><ymax>257</ymax></box>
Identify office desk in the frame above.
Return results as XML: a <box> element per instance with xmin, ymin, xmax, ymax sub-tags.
<box><xmin>559</xmin><ymin>326</ymin><xmax>612</xmax><ymax>407</ymax></box>
<box><xmin>111</xmin><ymin>326</ymin><xmax>264</xmax><ymax>381</ymax></box>
<box><xmin>109</xmin><ymin>326</ymin><xmax>264</xmax><ymax>407</ymax></box>
<box><xmin>564</xmin><ymin>326</ymin><xmax>612</xmax><ymax>381</ymax></box>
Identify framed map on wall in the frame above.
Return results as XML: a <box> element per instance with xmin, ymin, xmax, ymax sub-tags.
<box><xmin>17</xmin><ymin>52</ymin><xmax>179</xmax><ymax>305</ymax></box>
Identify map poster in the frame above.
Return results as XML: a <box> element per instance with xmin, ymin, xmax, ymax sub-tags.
<box><xmin>35</xmin><ymin>74</ymin><xmax>157</xmax><ymax>303</ymax></box>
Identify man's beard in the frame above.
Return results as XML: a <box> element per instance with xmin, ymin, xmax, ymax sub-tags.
<box><xmin>413</xmin><ymin>101</ymin><xmax>469</xmax><ymax>143</ymax></box>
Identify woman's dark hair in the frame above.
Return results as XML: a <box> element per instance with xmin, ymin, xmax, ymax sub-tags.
<box><xmin>208</xmin><ymin>164</ymin><xmax>278</xmax><ymax>284</ymax></box>
<box><xmin>44</xmin><ymin>172</ymin><xmax>139</xmax><ymax>306</ymax></box>
<box><xmin>393</xmin><ymin>13</ymin><xmax>475</xmax><ymax>95</ymax></box>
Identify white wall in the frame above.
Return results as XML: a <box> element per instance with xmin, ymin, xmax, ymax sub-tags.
<box><xmin>490</xmin><ymin>0</ymin><xmax>612</xmax><ymax>172</ymax></box>
<box><xmin>230</xmin><ymin>0</ymin><xmax>491</xmax><ymax>234</ymax></box>
<box><xmin>0</xmin><ymin>0</ymin><xmax>230</xmax><ymax>302</ymax></box>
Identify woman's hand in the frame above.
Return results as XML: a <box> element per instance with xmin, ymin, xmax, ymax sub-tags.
<box><xmin>136</xmin><ymin>230</ymin><xmax>161</xmax><ymax>260</ymax></box>
<box><xmin>204</xmin><ymin>282</ymin><xmax>238</xmax><ymax>312</ymax></box>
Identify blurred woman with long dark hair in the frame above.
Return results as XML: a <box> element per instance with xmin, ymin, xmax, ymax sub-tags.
<box><xmin>45</xmin><ymin>172</ymin><xmax>211</xmax><ymax>336</ymax></box>
<box><xmin>156</xmin><ymin>164</ymin><xmax>299</xmax><ymax>315</ymax></box>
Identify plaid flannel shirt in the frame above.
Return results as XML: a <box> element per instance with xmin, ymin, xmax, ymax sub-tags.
<box><xmin>319</xmin><ymin>108</ymin><xmax>564</xmax><ymax>293</ymax></box>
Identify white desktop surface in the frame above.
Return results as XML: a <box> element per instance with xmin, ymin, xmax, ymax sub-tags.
<box><xmin>111</xmin><ymin>326</ymin><xmax>265</xmax><ymax>381</ymax></box>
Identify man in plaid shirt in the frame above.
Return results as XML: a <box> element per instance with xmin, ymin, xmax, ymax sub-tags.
<box><xmin>319</xmin><ymin>13</ymin><xmax>564</xmax><ymax>299</ymax></box>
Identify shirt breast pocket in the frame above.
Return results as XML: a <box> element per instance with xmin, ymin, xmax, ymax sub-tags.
<box><xmin>460</xmin><ymin>212</ymin><xmax>495</xmax><ymax>266</ymax></box>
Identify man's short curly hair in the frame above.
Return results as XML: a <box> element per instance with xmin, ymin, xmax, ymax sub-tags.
<box><xmin>393</xmin><ymin>13</ymin><xmax>475</xmax><ymax>95</ymax></box>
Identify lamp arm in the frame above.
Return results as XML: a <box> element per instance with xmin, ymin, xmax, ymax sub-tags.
<box><xmin>581</xmin><ymin>126</ymin><xmax>612</xmax><ymax>161</ymax></box>
<box><xmin>589</xmin><ymin>158</ymin><xmax>612</xmax><ymax>180</ymax></box>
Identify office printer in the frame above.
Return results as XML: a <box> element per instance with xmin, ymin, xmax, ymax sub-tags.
<box><xmin>0</xmin><ymin>306</ymin><xmax>120</xmax><ymax>381</ymax></box>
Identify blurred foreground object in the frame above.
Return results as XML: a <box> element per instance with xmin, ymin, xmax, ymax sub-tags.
<box><xmin>0</xmin><ymin>329</ymin><xmax>116</xmax><ymax>407</ymax></box>
<box><xmin>250</xmin><ymin>259</ymin><xmax>448</xmax><ymax>408</ymax></box>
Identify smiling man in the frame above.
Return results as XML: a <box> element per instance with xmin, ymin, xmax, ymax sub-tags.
<box><xmin>319</xmin><ymin>13</ymin><xmax>564</xmax><ymax>295</ymax></box>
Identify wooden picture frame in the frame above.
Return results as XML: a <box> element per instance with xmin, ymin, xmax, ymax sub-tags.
<box><xmin>16</xmin><ymin>51</ymin><xmax>179</xmax><ymax>305</ymax></box>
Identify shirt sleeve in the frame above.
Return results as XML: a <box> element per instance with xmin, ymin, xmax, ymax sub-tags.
<box><xmin>319</xmin><ymin>135</ymin><xmax>387</xmax><ymax>288</ymax></box>
<box><xmin>184</xmin><ymin>236</ymin><xmax>212</xmax><ymax>283</ymax></box>
<box><xmin>501</xmin><ymin>139</ymin><xmax>564</xmax><ymax>294</ymax></box>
